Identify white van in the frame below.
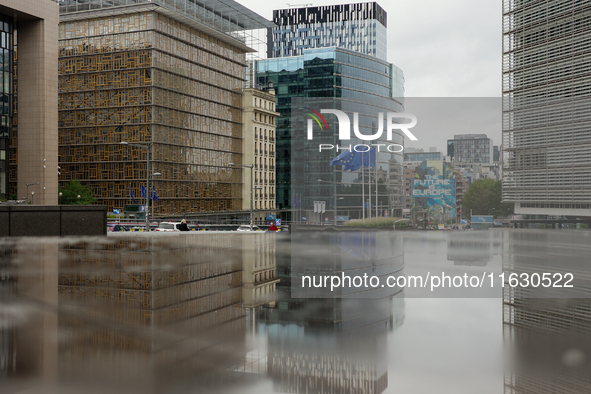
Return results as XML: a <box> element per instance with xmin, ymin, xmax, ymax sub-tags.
<box><xmin>156</xmin><ymin>222</ymin><xmax>181</xmax><ymax>232</ymax></box>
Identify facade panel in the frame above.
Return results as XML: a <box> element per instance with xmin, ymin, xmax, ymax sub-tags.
<box><xmin>502</xmin><ymin>0</ymin><xmax>591</xmax><ymax>216</ymax></box>
<box><xmin>58</xmin><ymin>9</ymin><xmax>249</xmax><ymax>213</ymax></box>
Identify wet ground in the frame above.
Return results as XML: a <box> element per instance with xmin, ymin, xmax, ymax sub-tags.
<box><xmin>1</xmin><ymin>229</ymin><xmax>589</xmax><ymax>393</ymax></box>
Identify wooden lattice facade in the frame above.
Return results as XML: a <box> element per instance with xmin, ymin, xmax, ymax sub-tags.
<box><xmin>58</xmin><ymin>11</ymin><xmax>247</xmax><ymax>214</ymax></box>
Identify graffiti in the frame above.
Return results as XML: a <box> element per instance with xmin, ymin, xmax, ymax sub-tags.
<box><xmin>411</xmin><ymin>160</ymin><xmax>456</xmax><ymax>218</ymax></box>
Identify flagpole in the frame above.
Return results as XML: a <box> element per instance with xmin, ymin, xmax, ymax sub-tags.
<box><xmin>375</xmin><ymin>149</ymin><xmax>378</xmax><ymax>219</ymax></box>
<box><xmin>362</xmin><ymin>148</ymin><xmax>365</xmax><ymax>222</ymax></box>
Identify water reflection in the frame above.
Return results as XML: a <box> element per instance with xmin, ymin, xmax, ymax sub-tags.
<box><xmin>260</xmin><ymin>232</ymin><xmax>405</xmax><ymax>393</ymax></box>
<box><xmin>0</xmin><ymin>230</ymin><xmax>590</xmax><ymax>393</ymax></box>
<box><xmin>502</xmin><ymin>231</ymin><xmax>591</xmax><ymax>393</ymax></box>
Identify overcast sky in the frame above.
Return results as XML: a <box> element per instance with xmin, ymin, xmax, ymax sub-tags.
<box><xmin>238</xmin><ymin>0</ymin><xmax>502</xmax><ymax>152</ymax></box>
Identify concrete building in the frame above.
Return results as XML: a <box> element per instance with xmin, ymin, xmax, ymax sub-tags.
<box><xmin>447</xmin><ymin>134</ymin><xmax>493</xmax><ymax>165</ymax></box>
<box><xmin>403</xmin><ymin>167</ymin><xmax>415</xmax><ymax>215</ymax></box>
<box><xmin>502</xmin><ymin>0</ymin><xmax>591</xmax><ymax>217</ymax></box>
<box><xmin>56</xmin><ymin>0</ymin><xmax>272</xmax><ymax>214</ymax></box>
<box><xmin>241</xmin><ymin>86</ymin><xmax>278</xmax><ymax>223</ymax></box>
<box><xmin>2</xmin><ymin>0</ymin><xmax>58</xmax><ymax>204</ymax></box>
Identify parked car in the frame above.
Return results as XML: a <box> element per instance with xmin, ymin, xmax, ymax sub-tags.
<box><xmin>156</xmin><ymin>222</ymin><xmax>181</xmax><ymax>232</ymax></box>
<box><xmin>109</xmin><ymin>224</ymin><xmax>127</xmax><ymax>232</ymax></box>
<box><xmin>236</xmin><ymin>225</ymin><xmax>262</xmax><ymax>232</ymax></box>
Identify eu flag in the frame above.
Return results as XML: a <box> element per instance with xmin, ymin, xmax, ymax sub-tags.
<box><xmin>151</xmin><ymin>185</ymin><xmax>159</xmax><ymax>202</ymax></box>
<box><xmin>330</xmin><ymin>147</ymin><xmax>376</xmax><ymax>171</ymax></box>
<box><xmin>329</xmin><ymin>149</ymin><xmax>355</xmax><ymax>168</ymax></box>
<box><xmin>141</xmin><ymin>185</ymin><xmax>147</xmax><ymax>198</ymax></box>
<box><xmin>130</xmin><ymin>185</ymin><xmax>137</xmax><ymax>204</ymax></box>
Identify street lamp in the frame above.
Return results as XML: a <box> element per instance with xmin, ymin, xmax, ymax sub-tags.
<box><xmin>229</xmin><ymin>163</ymin><xmax>255</xmax><ymax>230</ymax></box>
<box><xmin>58</xmin><ymin>192</ymin><xmax>63</xmax><ymax>205</ymax></box>
<box><xmin>30</xmin><ymin>191</ymin><xmax>35</xmax><ymax>204</ymax></box>
<box><xmin>25</xmin><ymin>182</ymin><xmax>39</xmax><ymax>204</ymax></box>
<box><xmin>121</xmin><ymin>141</ymin><xmax>154</xmax><ymax>232</ymax></box>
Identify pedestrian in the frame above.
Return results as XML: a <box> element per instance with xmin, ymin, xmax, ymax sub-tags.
<box><xmin>179</xmin><ymin>219</ymin><xmax>190</xmax><ymax>231</ymax></box>
<box><xmin>269</xmin><ymin>221</ymin><xmax>278</xmax><ymax>231</ymax></box>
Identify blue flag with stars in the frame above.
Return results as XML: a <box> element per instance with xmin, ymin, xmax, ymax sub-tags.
<box><xmin>330</xmin><ymin>148</ymin><xmax>376</xmax><ymax>171</ymax></box>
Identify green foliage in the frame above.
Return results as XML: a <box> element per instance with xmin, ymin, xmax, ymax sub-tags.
<box><xmin>344</xmin><ymin>217</ymin><xmax>408</xmax><ymax>228</ymax></box>
<box><xmin>58</xmin><ymin>179</ymin><xmax>96</xmax><ymax>205</ymax></box>
<box><xmin>462</xmin><ymin>179</ymin><xmax>513</xmax><ymax>218</ymax></box>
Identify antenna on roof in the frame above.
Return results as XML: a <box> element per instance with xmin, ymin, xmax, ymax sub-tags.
<box><xmin>287</xmin><ymin>3</ymin><xmax>313</xmax><ymax>7</ymax></box>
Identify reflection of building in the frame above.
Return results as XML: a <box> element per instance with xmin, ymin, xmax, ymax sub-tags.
<box><xmin>57</xmin><ymin>0</ymin><xmax>271</xmax><ymax>214</ymax></box>
<box><xmin>446</xmin><ymin>231</ymin><xmax>502</xmax><ymax>266</ymax></box>
<box><xmin>1</xmin><ymin>234</ymin><xmax>279</xmax><ymax>390</ymax></box>
<box><xmin>4</xmin><ymin>1</ymin><xmax>58</xmax><ymax>204</ymax></box>
<box><xmin>241</xmin><ymin>86</ymin><xmax>279</xmax><ymax>223</ymax></box>
<box><xmin>255</xmin><ymin>2</ymin><xmax>405</xmax><ymax>219</ymax></box>
<box><xmin>241</xmin><ymin>233</ymin><xmax>280</xmax><ymax>308</ymax></box>
<box><xmin>261</xmin><ymin>232</ymin><xmax>405</xmax><ymax>394</ymax></box>
<box><xmin>503</xmin><ymin>231</ymin><xmax>591</xmax><ymax>393</ymax></box>
<box><xmin>58</xmin><ymin>235</ymin><xmax>248</xmax><ymax>385</ymax></box>
<box><xmin>270</xmin><ymin>3</ymin><xmax>388</xmax><ymax>60</ymax></box>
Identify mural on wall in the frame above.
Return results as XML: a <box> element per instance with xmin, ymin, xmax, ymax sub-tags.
<box><xmin>411</xmin><ymin>160</ymin><xmax>456</xmax><ymax>218</ymax></box>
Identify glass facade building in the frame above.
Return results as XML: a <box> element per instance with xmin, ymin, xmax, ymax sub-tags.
<box><xmin>502</xmin><ymin>0</ymin><xmax>591</xmax><ymax>216</ymax></box>
<box><xmin>56</xmin><ymin>1</ymin><xmax>272</xmax><ymax>213</ymax></box>
<box><xmin>0</xmin><ymin>14</ymin><xmax>13</xmax><ymax>200</ymax></box>
<box><xmin>270</xmin><ymin>3</ymin><xmax>388</xmax><ymax>61</ymax></box>
<box><xmin>255</xmin><ymin>46</ymin><xmax>405</xmax><ymax>218</ymax></box>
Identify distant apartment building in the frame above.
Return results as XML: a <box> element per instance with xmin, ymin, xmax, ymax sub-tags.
<box><xmin>57</xmin><ymin>0</ymin><xmax>272</xmax><ymax>214</ymax></box>
<box><xmin>502</xmin><ymin>0</ymin><xmax>591</xmax><ymax>216</ymax></box>
<box><xmin>403</xmin><ymin>167</ymin><xmax>415</xmax><ymax>214</ymax></box>
<box><xmin>404</xmin><ymin>147</ymin><xmax>443</xmax><ymax>169</ymax></box>
<box><xmin>447</xmin><ymin>134</ymin><xmax>493</xmax><ymax>165</ymax></box>
<box><xmin>241</xmin><ymin>86</ymin><xmax>279</xmax><ymax>223</ymax></box>
<box><xmin>4</xmin><ymin>0</ymin><xmax>58</xmax><ymax>204</ymax></box>
<box><xmin>270</xmin><ymin>3</ymin><xmax>388</xmax><ymax>60</ymax></box>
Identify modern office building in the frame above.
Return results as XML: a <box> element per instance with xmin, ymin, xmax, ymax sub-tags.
<box><xmin>241</xmin><ymin>86</ymin><xmax>278</xmax><ymax>223</ymax></box>
<box><xmin>502</xmin><ymin>0</ymin><xmax>591</xmax><ymax>216</ymax></box>
<box><xmin>56</xmin><ymin>0</ymin><xmax>272</xmax><ymax>214</ymax></box>
<box><xmin>255</xmin><ymin>48</ymin><xmax>405</xmax><ymax>219</ymax></box>
<box><xmin>447</xmin><ymin>134</ymin><xmax>493</xmax><ymax>165</ymax></box>
<box><xmin>256</xmin><ymin>2</ymin><xmax>405</xmax><ymax>220</ymax></box>
<box><xmin>2</xmin><ymin>0</ymin><xmax>58</xmax><ymax>204</ymax></box>
<box><xmin>270</xmin><ymin>3</ymin><xmax>387</xmax><ymax>61</ymax></box>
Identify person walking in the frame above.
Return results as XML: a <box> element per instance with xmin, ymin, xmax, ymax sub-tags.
<box><xmin>179</xmin><ymin>219</ymin><xmax>190</xmax><ymax>231</ymax></box>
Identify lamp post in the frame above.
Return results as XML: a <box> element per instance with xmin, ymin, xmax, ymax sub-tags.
<box><xmin>25</xmin><ymin>182</ymin><xmax>39</xmax><ymax>204</ymax></box>
<box><xmin>229</xmin><ymin>163</ymin><xmax>255</xmax><ymax>230</ymax></box>
<box><xmin>121</xmin><ymin>141</ymin><xmax>154</xmax><ymax>231</ymax></box>
<box><xmin>31</xmin><ymin>191</ymin><xmax>35</xmax><ymax>204</ymax></box>
<box><xmin>58</xmin><ymin>192</ymin><xmax>62</xmax><ymax>205</ymax></box>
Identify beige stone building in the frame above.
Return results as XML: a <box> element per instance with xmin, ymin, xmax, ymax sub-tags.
<box><xmin>241</xmin><ymin>86</ymin><xmax>278</xmax><ymax>224</ymax></box>
<box><xmin>3</xmin><ymin>0</ymin><xmax>58</xmax><ymax>204</ymax></box>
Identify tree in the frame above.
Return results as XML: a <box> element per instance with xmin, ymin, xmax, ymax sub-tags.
<box><xmin>461</xmin><ymin>179</ymin><xmax>513</xmax><ymax>218</ymax></box>
<box><xmin>59</xmin><ymin>179</ymin><xmax>96</xmax><ymax>205</ymax></box>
